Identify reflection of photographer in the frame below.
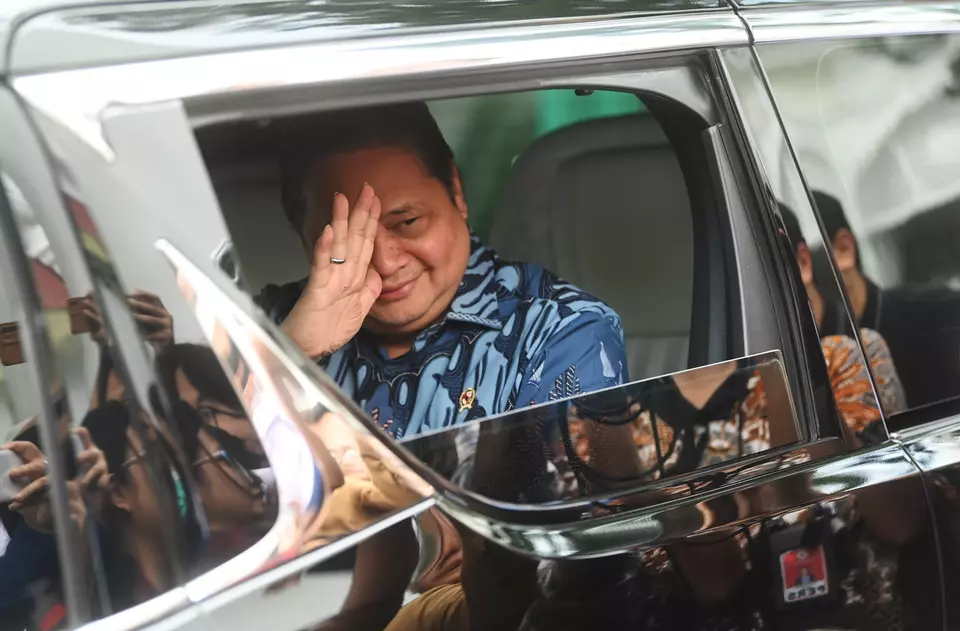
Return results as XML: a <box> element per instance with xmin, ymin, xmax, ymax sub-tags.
<box><xmin>72</xmin><ymin>291</ymin><xmax>175</xmax><ymax>410</ymax></box>
<box><xmin>71</xmin><ymin>291</ymin><xmax>173</xmax><ymax>350</ymax></box>
<box><xmin>153</xmin><ymin>343</ymin><xmax>278</xmax><ymax>569</ymax></box>
<box><xmin>0</xmin><ymin>389</ymin><xmax>105</xmax><ymax>624</ymax></box>
<box><xmin>0</xmin><ymin>402</ymin><xmax>180</xmax><ymax>626</ymax></box>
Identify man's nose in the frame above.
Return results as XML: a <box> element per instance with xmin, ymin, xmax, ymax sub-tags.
<box><xmin>371</xmin><ymin>228</ymin><xmax>405</xmax><ymax>278</ymax></box>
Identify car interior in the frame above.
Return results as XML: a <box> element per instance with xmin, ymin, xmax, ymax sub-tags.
<box><xmin>196</xmin><ymin>88</ymin><xmax>740</xmax><ymax>386</ymax></box>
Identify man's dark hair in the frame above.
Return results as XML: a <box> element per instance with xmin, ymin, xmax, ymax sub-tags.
<box><xmin>811</xmin><ymin>191</ymin><xmax>853</xmax><ymax>245</ymax></box>
<box><xmin>277</xmin><ymin>102</ymin><xmax>455</xmax><ymax>234</ymax></box>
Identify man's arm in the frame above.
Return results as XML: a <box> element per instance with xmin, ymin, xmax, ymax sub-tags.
<box><xmin>516</xmin><ymin>312</ymin><xmax>629</xmax><ymax>407</ymax></box>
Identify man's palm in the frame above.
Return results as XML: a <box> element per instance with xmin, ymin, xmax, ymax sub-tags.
<box><xmin>281</xmin><ymin>185</ymin><xmax>383</xmax><ymax>358</ymax></box>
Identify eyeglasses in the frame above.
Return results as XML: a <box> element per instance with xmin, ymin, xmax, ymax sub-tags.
<box><xmin>196</xmin><ymin>405</ymin><xmax>248</xmax><ymax>429</ymax></box>
<box><xmin>192</xmin><ymin>446</ymin><xmax>265</xmax><ymax>499</ymax></box>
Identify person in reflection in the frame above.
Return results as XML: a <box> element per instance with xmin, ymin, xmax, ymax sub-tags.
<box><xmin>258</xmin><ymin>102</ymin><xmax>628</xmax><ymax>439</ymax></box>
<box><xmin>780</xmin><ymin>204</ymin><xmax>906</xmax><ymax>438</ymax></box>
<box><xmin>0</xmin><ymin>385</ymin><xmax>110</xmax><ymax>626</ymax></box>
<box><xmin>71</xmin><ymin>289</ymin><xmax>175</xmax><ymax>412</ymax></box>
<box><xmin>564</xmin><ymin>353</ymin><xmax>806</xmax><ymax>488</ymax></box>
<box><xmin>807</xmin><ymin>190</ymin><xmax>960</xmax><ymax>409</ymax></box>
<box><xmin>1</xmin><ymin>402</ymin><xmax>181</xmax><ymax>628</ymax></box>
<box><xmin>78</xmin><ymin>402</ymin><xmax>181</xmax><ymax>610</ymax></box>
<box><xmin>153</xmin><ymin>343</ymin><xmax>275</xmax><ymax>568</ymax></box>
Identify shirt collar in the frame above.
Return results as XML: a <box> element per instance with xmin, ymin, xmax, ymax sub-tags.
<box><xmin>441</xmin><ymin>235</ymin><xmax>504</xmax><ymax>331</ymax></box>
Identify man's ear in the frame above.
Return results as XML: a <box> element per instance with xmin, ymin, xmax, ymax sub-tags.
<box><xmin>796</xmin><ymin>243</ymin><xmax>814</xmax><ymax>286</ymax></box>
<box><xmin>832</xmin><ymin>228</ymin><xmax>858</xmax><ymax>273</ymax></box>
<box><xmin>450</xmin><ymin>164</ymin><xmax>468</xmax><ymax>221</ymax></box>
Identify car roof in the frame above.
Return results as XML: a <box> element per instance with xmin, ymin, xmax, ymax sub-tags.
<box><xmin>4</xmin><ymin>0</ymin><xmax>732</xmax><ymax>75</ymax></box>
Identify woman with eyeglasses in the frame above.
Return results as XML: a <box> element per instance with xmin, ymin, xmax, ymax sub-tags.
<box><xmin>153</xmin><ymin>343</ymin><xmax>277</xmax><ymax>571</ymax></box>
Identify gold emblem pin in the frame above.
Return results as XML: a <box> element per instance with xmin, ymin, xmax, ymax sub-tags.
<box><xmin>459</xmin><ymin>388</ymin><xmax>476</xmax><ymax>413</ymax></box>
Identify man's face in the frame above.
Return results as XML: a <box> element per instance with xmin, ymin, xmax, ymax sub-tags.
<box><xmin>300</xmin><ymin>147</ymin><xmax>471</xmax><ymax>337</ymax></box>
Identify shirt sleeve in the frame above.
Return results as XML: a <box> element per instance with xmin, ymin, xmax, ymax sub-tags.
<box><xmin>516</xmin><ymin>312</ymin><xmax>629</xmax><ymax>408</ymax></box>
<box><xmin>821</xmin><ymin>334</ymin><xmax>882</xmax><ymax>437</ymax></box>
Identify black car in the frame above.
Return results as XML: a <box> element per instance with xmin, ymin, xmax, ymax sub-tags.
<box><xmin>2</xmin><ymin>1</ymin><xmax>960</xmax><ymax>630</ymax></box>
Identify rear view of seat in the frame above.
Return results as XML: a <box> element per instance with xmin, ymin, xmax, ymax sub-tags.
<box><xmin>488</xmin><ymin>114</ymin><xmax>694</xmax><ymax>381</ymax></box>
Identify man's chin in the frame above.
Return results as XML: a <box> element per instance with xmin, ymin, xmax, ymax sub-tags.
<box><xmin>363</xmin><ymin>307</ymin><xmax>428</xmax><ymax>336</ymax></box>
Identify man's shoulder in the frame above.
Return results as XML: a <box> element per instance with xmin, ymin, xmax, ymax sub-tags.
<box><xmin>495</xmin><ymin>257</ymin><xmax>621</xmax><ymax>324</ymax></box>
<box><xmin>488</xmin><ymin>257</ymin><xmax>625</xmax><ymax>374</ymax></box>
<box><xmin>254</xmin><ymin>278</ymin><xmax>307</xmax><ymax>324</ymax></box>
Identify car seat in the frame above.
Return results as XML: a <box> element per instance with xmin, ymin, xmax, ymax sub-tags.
<box><xmin>488</xmin><ymin>114</ymin><xmax>695</xmax><ymax>381</ymax></box>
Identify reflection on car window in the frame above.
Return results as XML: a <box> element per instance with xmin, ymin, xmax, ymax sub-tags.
<box><xmin>761</xmin><ymin>35</ymin><xmax>960</xmax><ymax>416</ymax></box>
<box><xmin>404</xmin><ymin>351</ymin><xmax>799</xmax><ymax>502</ymax></box>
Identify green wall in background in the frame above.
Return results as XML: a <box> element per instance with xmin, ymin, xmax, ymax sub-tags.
<box><xmin>430</xmin><ymin>90</ymin><xmax>646</xmax><ymax>237</ymax></box>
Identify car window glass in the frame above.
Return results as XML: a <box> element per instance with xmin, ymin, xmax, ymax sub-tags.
<box><xmin>759</xmin><ymin>35</ymin><xmax>960</xmax><ymax>421</ymax></box>
<box><xmin>404</xmin><ymin>350</ymin><xmax>797</xmax><ymax>503</ymax></box>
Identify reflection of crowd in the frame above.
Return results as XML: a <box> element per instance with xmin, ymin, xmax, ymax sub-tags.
<box><xmin>780</xmin><ymin>202</ymin><xmax>907</xmax><ymax>438</ymax></box>
<box><xmin>0</xmin><ymin>291</ymin><xmax>278</xmax><ymax>629</ymax></box>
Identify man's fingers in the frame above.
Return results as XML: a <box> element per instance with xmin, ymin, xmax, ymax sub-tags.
<box><xmin>352</xmin><ymin>182</ymin><xmax>375</xmax><ymax>213</ymax></box>
<box><xmin>358</xmin><ymin>195</ymin><xmax>381</xmax><ymax>273</ymax></box>
<box><xmin>329</xmin><ymin>192</ymin><xmax>350</xmax><ymax>263</ymax></box>
<box><xmin>312</xmin><ymin>224</ymin><xmax>335</xmax><ymax>277</ymax></box>
<box><xmin>347</xmin><ymin>184</ymin><xmax>375</xmax><ymax>257</ymax></box>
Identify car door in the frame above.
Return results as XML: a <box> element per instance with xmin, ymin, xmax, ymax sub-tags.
<box><xmin>2</xmin><ymin>2</ymin><xmax>945</xmax><ymax>631</ymax></box>
<box><xmin>740</xmin><ymin>2</ymin><xmax>960</xmax><ymax>628</ymax></box>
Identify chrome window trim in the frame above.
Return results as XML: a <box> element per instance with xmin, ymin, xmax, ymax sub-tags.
<box><xmin>436</xmin><ymin>439</ymin><xmax>919</xmax><ymax>558</ymax></box>
<box><xmin>6</xmin><ymin>0</ymin><xmax>731</xmax><ymax>75</ymax></box>
<box><xmin>743</xmin><ymin>2</ymin><xmax>960</xmax><ymax>44</ymax></box>
<box><xmin>896</xmin><ymin>413</ymin><xmax>960</xmax><ymax>475</ymax></box>
<box><xmin>12</xmin><ymin>12</ymin><xmax>746</xmax><ymax>160</ymax></box>
<box><xmin>0</xmin><ymin>163</ymin><xmax>90</xmax><ymax>627</ymax></box>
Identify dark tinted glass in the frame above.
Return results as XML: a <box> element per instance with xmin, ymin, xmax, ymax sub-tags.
<box><xmin>404</xmin><ymin>351</ymin><xmax>800</xmax><ymax>503</ymax></box>
<box><xmin>760</xmin><ymin>35</ymin><xmax>960</xmax><ymax>418</ymax></box>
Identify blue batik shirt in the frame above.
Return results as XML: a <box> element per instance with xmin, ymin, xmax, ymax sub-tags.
<box><xmin>259</xmin><ymin>236</ymin><xmax>628</xmax><ymax>438</ymax></box>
